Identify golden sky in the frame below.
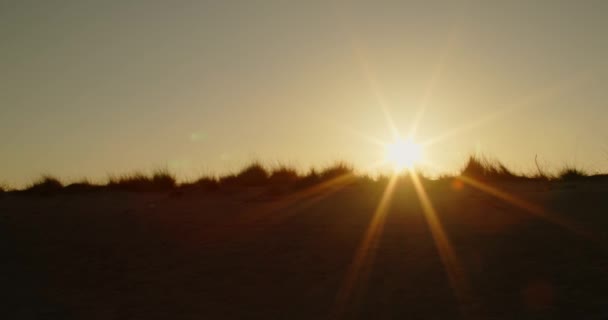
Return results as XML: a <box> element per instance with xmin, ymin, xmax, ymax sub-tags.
<box><xmin>2</xmin><ymin>1</ymin><xmax>608</xmax><ymax>186</ymax></box>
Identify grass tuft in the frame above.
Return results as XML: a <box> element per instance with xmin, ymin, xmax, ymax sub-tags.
<box><xmin>220</xmin><ymin>162</ymin><xmax>269</xmax><ymax>187</ymax></box>
<box><xmin>183</xmin><ymin>176</ymin><xmax>219</xmax><ymax>192</ymax></box>
<box><xmin>319</xmin><ymin>161</ymin><xmax>354</xmax><ymax>181</ymax></box>
<box><xmin>0</xmin><ymin>182</ymin><xmax>8</xmax><ymax>195</ymax></box>
<box><xmin>107</xmin><ymin>168</ymin><xmax>176</xmax><ymax>192</ymax></box>
<box><xmin>294</xmin><ymin>168</ymin><xmax>321</xmax><ymax>189</ymax></box>
<box><xmin>268</xmin><ymin>166</ymin><xmax>300</xmax><ymax>185</ymax></box>
<box><xmin>64</xmin><ymin>179</ymin><xmax>98</xmax><ymax>193</ymax></box>
<box><xmin>151</xmin><ymin>168</ymin><xmax>177</xmax><ymax>189</ymax></box>
<box><xmin>25</xmin><ymin>175</ymin><xmax>63</xmax><ymax>195</ymax></box>
<box><xmin>461</xmin><ymin>155</ymin><xmax>517</xmax><ymax>181</ymax></box>
<box><xmin>558</xmin><ymin>166</ymin><xmax>588</xmax><ymax>181</ymax></box>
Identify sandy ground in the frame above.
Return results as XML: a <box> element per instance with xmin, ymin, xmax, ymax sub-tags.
<box><xmin>2</xmin><ymin>179</ymin><xmax>608</xmax><ymax>319</ymax></box>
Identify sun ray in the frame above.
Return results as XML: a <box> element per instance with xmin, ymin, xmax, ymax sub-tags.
<box><xmin>186</xmin><ymin>172</ymin><xmax>360</xmax><ymax>248</ymax></box>
<box><xmin>332</xmin><ymin>122</ymin><xmax>389</xmax><ymax>148</ymax></box>
<box><xmin>231</xmin><ymin>160</ymin><xmax>389</xmax><ymax>232</ymax></box>
<box><xmin>421</xmin><ymin>72</ymin><xmax>591</xmax><ymax>148</ymax></box>
<box><xmin>421</xmin><ymin>108</ymin><xmax>508</xmax><ymax>148</ymax></box>
<box><xmin>240</xmin><ymin>173</ymin><xmax>356</xmax><ymax>226</ymax></box>
<box><xmin>344</xmin><ymin>28</ymin><xmax>401</xmax><ymax>141</ymax></box>
<box><xmin>188</xmin><ymin>159</ymin><xmax>395</xmax><ymax>249</ymax></box>
<box><xmin>368</xmin><ymin>66</ymin><xmax>400</xmax><ymax>141</ymax></box>
<box><xmin>410</xmin><ymin>171</ymin><xmax>474</xmax><ymax>317</ymax></box>
<box><xmin>332</xmin><ymin>174</ymin><xmax>399</xmax><ymax>319</ymax></box>
<box><xmin>408</xmin><ymin>29</ymin><xmax>459</xmax><ymax>139</ymax></box>
<box><xmin>457</xmin><ymin>175</ymin><xmax>597</xmax><ymax>240</ymax></box>
<box><xmin>421</xmin><ymin>71</ymin><xmax>589</xmax><ymax>146</ymax></box>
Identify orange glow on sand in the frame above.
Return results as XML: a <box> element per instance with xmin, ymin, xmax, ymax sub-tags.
<box><xmin>332</xmin><ymin>175</ymin><xmax>399</xmax><ymax>319</ymax></box>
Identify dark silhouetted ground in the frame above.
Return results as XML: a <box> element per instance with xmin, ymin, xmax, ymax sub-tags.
<box><xmin>2</xmin><ymin>179</ymin><xmax>608</xmax><ymax>319</ymax></box>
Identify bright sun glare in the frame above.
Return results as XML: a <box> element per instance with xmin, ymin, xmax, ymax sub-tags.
<box><xmin>385</xmin><ymin>138</ymin><xmax>423</xmax><ymax>172</ymax></box>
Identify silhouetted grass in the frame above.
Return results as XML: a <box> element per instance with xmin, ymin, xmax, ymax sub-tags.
<box><xmin>64</xmin><ymin>179</ymin><xmax>99</xmax><ymax>193</ymax></box>
<box><xmin>151</xmin><ymin>168</ymin><xmax>177</xmax><ymax>189</ymax></box>
<box><xmin>288</xmin><ymin>162</ymin><xmax>356</xmax><ymax>191</ymax></box>
<box><xmin>458</xmin><ymin>156</ymin><xmax>603</xmax><ymax>184</ymax></box>
<box><xmin>294</xmin><ymin>168</ymin><xmax>321</xmax><ymax>190</ymax></box>
<box><xmin>355</xmin><ymin>174</ymin><xmax>375</xmax><ymax>185</ymax></box>
<box><xmin>461</xmin><ymin>156</ymin><xmax>519</xmax><ymax>181</ymax></box>
<box><xmin>219</xmin><ymin>162</ymin><xmax>269</xmax><ymax>187</ymax></box>
<box><xmin>558</xmin><ymin>166</ymin><xmax>588</xmax><ymax>181</ymax></box>
<box><xmin>532</xmin><ymin>154</ymin><xmax>551</xmax><ymax>181</ymax></box>
<box><xmin>7</xmin><ymin>155</ymin><xmax>608</xmax><ymax>196</ymax></box>
<box><xmin>108</xmin><ymin>172</ymin><xmax>147</xmax><ymax>190</ymax></box>
<box><xmin>107</xmin><ymin>168</ymin><xmax>176</xmax><ymax>192</ymax></box>
<box><xmin>268</xmin><ymin>166</ymin><xmax>300</xmax><ymax>185</ymax></box>
<box><xmin>181</xmin><ymin>176</ymin><xmax>220</xmax><ymax>192</ymax></box>
<box><xmin>375</xmin><ymin>174</ymin><xmax>391</xmax><ymax>185</ymax></box>
<box><xmin>319</xmin><ymin>161</ymin><xmax>354</xmax><ymax>181</ymax></box>
<box><xmin>24</xmin><ymin>175</ymin><xmax>63</xmax><ymax>195</ymax></box>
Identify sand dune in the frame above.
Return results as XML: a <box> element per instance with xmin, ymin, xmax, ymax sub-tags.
<box><xmin>2</xmin><ymin>179</ymin><xmax>608</xmax><ymax>319</ymax></box>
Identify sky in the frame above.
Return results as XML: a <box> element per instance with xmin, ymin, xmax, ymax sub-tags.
<box><xmin>2</xmin><ymin>0</ymin><xmax>608</xmax><ymax>186</ymax></box>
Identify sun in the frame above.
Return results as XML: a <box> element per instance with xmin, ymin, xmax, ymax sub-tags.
<box><xmin>385</xmin><ymin>138</ymin><xmax>423</xmax><ymax>172</ymax></box>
